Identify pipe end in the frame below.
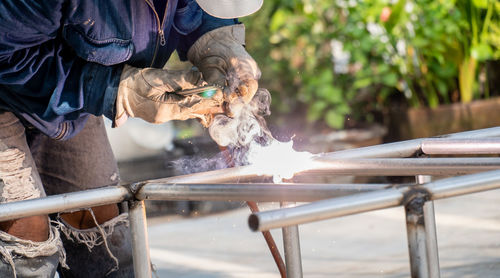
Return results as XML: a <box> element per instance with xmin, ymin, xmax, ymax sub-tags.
<box><xmin>248</xmin><ymin>214</ymin><xmax>260</xmax><ymax>232</ymax></box>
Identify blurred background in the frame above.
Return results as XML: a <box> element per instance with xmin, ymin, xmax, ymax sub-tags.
<box><xmin>243</xmin><ymin>0</ymin><xmax>500</xmax><ymax>143</ymax></box>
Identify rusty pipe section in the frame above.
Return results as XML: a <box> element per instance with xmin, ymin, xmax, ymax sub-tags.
<box><xmin>249</xmin><ymin>170</ymin><xmax>500</xmax><ymax>231</ymax></box>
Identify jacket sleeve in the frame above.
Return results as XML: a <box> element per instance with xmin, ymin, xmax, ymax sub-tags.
<box><xmin>0</xmin><ymin>0</ymin><xmax>121</xmax><ymax>123</ymax></box>
<box><xmin>175</xmin><ymin>0</ymin><xmax>238</xmax><ymax>61</ymax></box>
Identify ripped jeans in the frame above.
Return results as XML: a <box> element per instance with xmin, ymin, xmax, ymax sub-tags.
<box><xmin>0</xmin><ymin>111</ymin><xmax>133</xmax><ymax>277</ymax></box>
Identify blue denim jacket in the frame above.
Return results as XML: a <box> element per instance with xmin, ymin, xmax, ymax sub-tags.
<box><xmin>0</xmin><ymin>0</ymin><xmax>237</xmax><ymax>139</ymax></box>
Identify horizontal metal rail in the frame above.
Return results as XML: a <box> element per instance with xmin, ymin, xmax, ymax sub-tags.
<box><xmin>0</xmin><ymin>186</ymin><xmax>131</xmax><ymax>222</ymax></box>
<box><xmin>137</xmin><ymin>183</ymin><xmax>392</xmax><ymax>201</ymax></box>
<box><xmin>0</xmin><ymin>184</ymin><xmax>389</xmax><ymax>221</ymax></box>
<box><xmin>0</xmin><ymin>157</ymin><xmax>498</xmax><ymax>221</ymax></box>
<box><xmin>306</xmin><ymin>157</ymin><xmax>500</xmax><ymax>176</ymax></box>
<box><xmin>249</xmin><ymin>170</ymin><xmax>500</xmax><ymax>231</ymax></box>
<box><xmin>321</xmin><ymin>127</ymin><xmax>500</xmax><ymax>159</ymax></box>
<box><xmin>421</xmin><ymin>138</ymin><xmax>500</xmax><ymax>155</ymax></box>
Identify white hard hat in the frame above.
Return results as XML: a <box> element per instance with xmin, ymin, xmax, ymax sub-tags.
<box><xmin>195</xmin><ymin>0</ymin><xmax>263</xmax><ymax>19</ymax></box>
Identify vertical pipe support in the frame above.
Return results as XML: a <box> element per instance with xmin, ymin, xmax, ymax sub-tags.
<box><xmin>281</xmin><ymin>202</ymin><xmax>303</xmax><ymax>278</ymax></box>
<box><xmin>129</xmin><ymin>200</ymin><xmax>152</xmax><ymax>278</ymax></box>
<box><xmin>405</xmin><ymin>191</ymin><xmax>429</xmax><ymax>278</ymax></box>
<box><xmin>417</xmin><ymin>176</ymin><xmax>441</xmax><ymax>278</ymax></box>
<box><xmin>405</xmin><ymin>175</ymin><xmax>440</xmax><ymax>278</ymax></box>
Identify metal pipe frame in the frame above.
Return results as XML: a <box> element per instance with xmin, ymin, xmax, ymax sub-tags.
<box><xmin>249</xmin><ymin>170</ymin><xmax>500</xmax><ymax>231</ymax></box>
<box><xmin>0</xmin><ymin>127</ymin><xmax>498</xmax><ymax>278</ymax></box>
<box><xmin>2</xmin><ymin>156</ymin><xmax>498</xmax><ymax>221</ymax></box>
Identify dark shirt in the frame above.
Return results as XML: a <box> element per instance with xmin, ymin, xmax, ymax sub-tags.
<box><xmin>0</xmin><ymin>0</ymin><xmax>237</xmax><ymax>139</ymax></box>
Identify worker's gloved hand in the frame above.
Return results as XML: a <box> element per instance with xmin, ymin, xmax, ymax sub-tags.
<box><xmin>115</xmin><ymin>65</ymin><xmax>224</xmax><ymax>127</ymax></box>
<box><xmin>188</xmin><ymin>24</ymin><xmax>261</xmax><ymax>104</ymax></box>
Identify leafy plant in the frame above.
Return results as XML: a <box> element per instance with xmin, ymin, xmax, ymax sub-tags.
<box><xmin>244</xmin><ymin>0</ymin><xmax>500</xmax><ymax>129</ymax></box>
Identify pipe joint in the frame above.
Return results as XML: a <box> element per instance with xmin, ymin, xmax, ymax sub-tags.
<box><xmin>127</xmin><ymin>182</ymin><xmax>148</xmax><ymax>200</ymax></box>
<box><xmin>404</xmin><ymin>187</ymin><xmax>431</xmax><ymax>224</ymax></box>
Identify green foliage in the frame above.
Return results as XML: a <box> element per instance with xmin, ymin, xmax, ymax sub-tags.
<box><xmin>244</xmin><ymin>0</ymin><xmax>500</xmax><ymax>129</ymax></box>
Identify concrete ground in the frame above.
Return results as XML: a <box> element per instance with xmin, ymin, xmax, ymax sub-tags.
<box><xmin>147</xmin><ymin>188</ymin><xmax>500</xmax><ymax>277</ymax></box>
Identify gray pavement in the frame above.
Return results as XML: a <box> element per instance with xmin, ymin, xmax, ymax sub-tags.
<box><xmin>147</xmin><ymin>189</ymin><xmax>500</xmax><ymax>277</ymax></box>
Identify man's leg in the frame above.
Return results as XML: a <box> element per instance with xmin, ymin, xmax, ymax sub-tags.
<box><xmin>28</xmin><ymin>115</ymin><xmax>133</xmax><ymax>277</ymax></box>
<box><xmin>0</xmin><ymin>111</ymin><xmax>61</xmax><ymax>277</ymax></box>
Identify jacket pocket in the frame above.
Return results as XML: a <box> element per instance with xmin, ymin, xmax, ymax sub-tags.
<box><xmin>63</xmin><ymin>24</ymin><xmax>134</xmax><ymax>66</ymax></box>
<box><xmin>173</xmin><ymin>0</ymin><xmax>203</xmax><ymax>36</ymax></box>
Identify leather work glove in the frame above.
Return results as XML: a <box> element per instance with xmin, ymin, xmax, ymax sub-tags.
<box><xmin>115</xmin><ymin>65</ymin><xmax>224</xmax><ymax>127</ymax></box>
<box><xmin>188</xmin><ymin>24</ymin><xmax>261</xmax><ymax>105</ymax></box>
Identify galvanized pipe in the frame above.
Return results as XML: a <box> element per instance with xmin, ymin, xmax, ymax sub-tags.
<box><xmin>132</xmin><ymin>127</ymin><xmax>500</xmax><ymax>187</ymax></box>
<box><xmin>421</xmin><ymin>138</ymin><xmax>500</xmax><ymax>155</ymax></box>
<box><xmin>418</xmin><ymin>176</ymin><xmax>441</xmax><ymax>278</ymax></box>
<box><xmin>322</xmin><ymin>127</ymin><xmax>500</xmax><ymax>159</ymax></box>
<box><xmin>129</xmin><ymin>200</ymin><xmax>152</xmax><ymax>278</ymax></box>
<box><xmin>137</xmin><ymin>183</ymin><xmax>391</xmax><ymax>201</ymax></box>
<box><xmin>405</xmin><ymin>195</ymin><xmax>429</xmax><ymax>278</ymax></box>
<box><xmin>405</xmin><ymin>175</ymin><xmax>439</xmax><ymax>278</ymax></box>
<box><xmin>306</xmin><ymin>157</ymin><xmax>500</xmax><ymax>176</ymax></box>
<box><xmin>249</xmin><ymin>170</ymin><xmax>500</xmax><ymax>231</ymax></box>
<box><xmin>0</xmin><ymin>186</ymin><xmax>131</xmax><ymax>222</ymax></box>
<box><xmin>249</xmin><ymin>189</ymin><xmax>404</xmax><ymax>231</ymax></box>
<box><xmin>133</xmin><ymin>157</ymin><xmax>500</xmax><ymax>198</ymax></box>
<box><xmin>281</xmin><ymin>202</ymin><xmax>303</xmax><ymax>278</ymax></box>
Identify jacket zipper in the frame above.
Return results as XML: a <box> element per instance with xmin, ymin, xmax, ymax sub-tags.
<box><xmin>144</xmin><ymin>0</ymin><xmax>169</xmax><ymax>67</ymax></box>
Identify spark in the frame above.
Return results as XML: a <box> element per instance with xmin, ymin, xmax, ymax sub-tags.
<box><xmin>246</xmin><ymin>139</ymin><xmax>315</xmax><ymax>183</ymax></box>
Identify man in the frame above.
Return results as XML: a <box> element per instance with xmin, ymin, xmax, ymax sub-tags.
<box><xmin>0</xmin><ymin>0</ymin><xmax>263</xmax><ymax>276</ymax></box>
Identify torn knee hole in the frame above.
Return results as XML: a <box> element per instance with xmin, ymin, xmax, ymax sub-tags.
<box><xmin>0</xmin><ymin>148</ymin><xmax>40</xmax><ymax>203</ymax></box>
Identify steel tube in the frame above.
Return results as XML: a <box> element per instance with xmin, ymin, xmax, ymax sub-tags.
<box><xmin>249</xmin><ymin>189</ymin><xmax>404</xmax><ymax>231</ymax></box>
<box><xmin>306</xmin><ymin>157</ymin><xmax>500</xmax><ymax>176</ymax></box>
<box><xmin>322</xmin><ymin>127</ymin><xmax>500</xmax><ymax>159</ymax></box>
<box><xmin>405</xmin><ymin>197</ymin><xmax>429</xmax><ymax>278</ymax></box>
<box><xmin>0</xmin><ymin>186</ymin><xmax>131</xmax><ymax>222</ymax></box>
<box><xmin>423</xmin><ymin>201</ymin><xmax>440</xmax><ymax>278</ymax></box>
<box><xmin>281</xmin><ymin>202</ymin><xmax>303</xmax><ymax>278</ymax></box>
<box><xmin>129</xmin><ymin>200</ymin><xmax>152</xmax><ymax>278</ymax></box>
<box><xmin>417</xmin><ymin>176</ymin><xmax>441</xmax><ymax>278</ymax></box>
<box><xmin>405</xmin><ymin>175</ymin><xmax>439</xmax><ymax>278</ymax></box>
<box><xmin>132</xmin><ymin>128</ymin><xmax>500</xmax><ymax>187</ymax></box>
<box><xmin>428</xmin><ymin>169</ymin><xmax>500</xmax><ymax>199</ymax></box>
<box><xmin>422</xmin><ymin>138</ymin><xmax>500</xmax><ymax>155</ymax></box>
<box><xmin>134</xmin><ymin>157</ymin><xmax>500</xmax><ymax>201</ymax></box>
<box><xmin>250</xmin><ymin>170</ymin><xmax>500</xmax><ymax>231</ymax></box>
<box><xmin>137</xmin><ymin>183</ymin><xmax>391</xmax><ymax>201</ymax></box>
